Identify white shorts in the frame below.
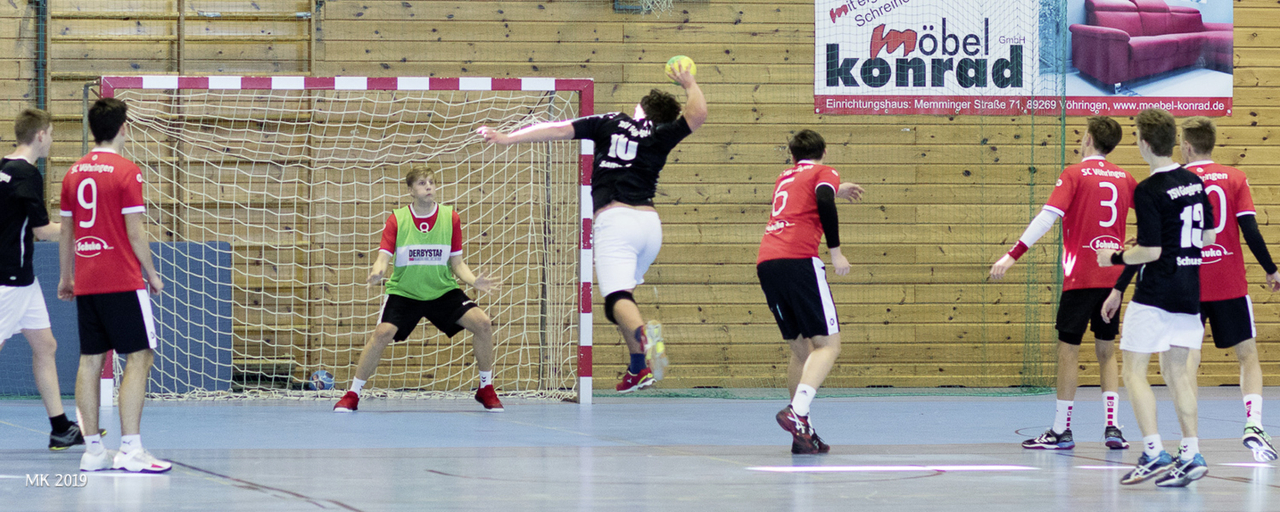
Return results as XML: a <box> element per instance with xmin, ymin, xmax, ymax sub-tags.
<box><xmin>1119</xmin><ymin>301</ymin><xmax>1204</xmax><ymax>353</ymax></box>
<box><xmin>0</xmin><ymin>279</ymin><xmax>53</xmax><ymax>346</ymax></box>
<box><xmin>594</xmin><ymin>207</ymin><xmax>662</xmax><ymax>297</ymax></box>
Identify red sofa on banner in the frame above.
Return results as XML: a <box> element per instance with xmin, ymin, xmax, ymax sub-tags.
<box><xmin>1069</xmin><ymin>0</ymin><xmax>1233</xmax><ymax>93</ymax></box>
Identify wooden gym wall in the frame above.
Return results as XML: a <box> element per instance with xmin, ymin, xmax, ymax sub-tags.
<box><xmin>3</xmin><ymin>0</ymin><xmax>1279</xmax><ymax>390</ymax></box>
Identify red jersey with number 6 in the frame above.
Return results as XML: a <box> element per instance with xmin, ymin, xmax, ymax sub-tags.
<box><xmin>758</xmin><ymin>162</ymin><xmax>840</xmax><ymax>264</ymax></box>
<box><xmin>1189</xmin><ymin>161</ymin><xmax>1254</xmax><ymax>302</ymax></box>
<box><xmin>1043</xmin><ymin>156</ymin><xmax>1137</xmax><ymax>290</ymax></box>
<box><xmin>59</xmin><ymin>149</ymin><xmax>146</xmax><ymax>295</ymax></box>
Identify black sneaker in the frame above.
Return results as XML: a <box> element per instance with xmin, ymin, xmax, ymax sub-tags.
<box><xmin>1104</xmin><ymin>426</ymin><xmax>1130</xmax><ymax>450</ymax></box>
<box><xmin>49</xmin><ymin>424</ymin><xmax>85</xmax><ymax>451</ymax></box>
<box><xmin>1022</xmin><ymin>428</ymin><xmax>1074</xmax><ymax>450</ymax></box>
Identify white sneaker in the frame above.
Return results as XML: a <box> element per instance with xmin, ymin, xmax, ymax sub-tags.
<box><xmin>112</xmin><ymin>449</ymin><xmax>172</xmax><ymax>473</ymax></box>
<box><xmin>80</xmin><ymin>449</ymin><xmax>114</xmax><ymax>472</ymax></box>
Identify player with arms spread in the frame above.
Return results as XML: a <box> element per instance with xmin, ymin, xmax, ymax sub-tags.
<box><xmin>334</xmin><ymin>166</ymin><xmax>505</xmax><ymax>413</ymax></box>
<box><xmin>477</xmin><ymin>61</ymin><xmax>706</xmax><ymax>392</ymax></box>
<box><xmin>760</xmin><ymin>130</ymin><xmax>863</xmax><ymax>454</ymax></box>
<box><xmin>0</xmin><ymin>109</ymin><xmax>88</xmax><ymax>450</ymax></box>
<box><xmin>1098</xmin><ymin>108</ymin><xmax>1215</xmax><ymax>488</ymax></box>
<box><xmin>989</xmin><ymin>116</ymin><xmax>1136</xmax><ymax>451</ymax></box>
<box><xmin>60</xmin><ymin>98</ymin><xmax>170</xmax><ymax>473</ymax></box>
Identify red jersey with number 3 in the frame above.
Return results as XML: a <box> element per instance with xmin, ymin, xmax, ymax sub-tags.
<box><xmin>1189</xmin><ymin>161</ymin><xmax>1254</xmax><ymax>302</ymax></box>
<box><xmin>1043</xmin><ymin>157</ymin><xmax>1137</xmax><ymax>290</ymax></box>
<box><xmin>758</xmin><ymin>162</ymin><xmax>840</xmax><ymax>264</ymax></box>
<box><xmin>59</xmin><ymin>149</ymin><xmax>146</xmax><ymax>295</ymax></box>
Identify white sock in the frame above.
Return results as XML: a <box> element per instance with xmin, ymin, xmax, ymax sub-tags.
<box><xmin>84</xmin><ymin>434</ymin><xmax>104</xmax><ymax>455</ymax></box>
<box><xmin>1244</xmin><ymin>394</ymin><xmax>1263</xmax><ymax>426</ymax></box>
<box><xmin>350</xmin><ymin>378</ymin><xmax>366</xmax><ymax>395</ymax></box>
<box><xmin>1179</xmin><ymin>437</ymin><xmax>1199</xmax><ymax>460</ymax></box>
<box><xmin>479</xmin><ymin>371</ymin><xmax>493</xmax><ymax>388</ymax></box>
<box><xmin>1053</xmin><ymin>400</ymin><xmax>1074</xmax><ymax>433</ymax></box>
<box><xmin>791</xmin><ymin>384</ymin><xmax>817</xmax><ymax>417</ymax></box>
<box><xmin>1102</xmin><ymin>392</ymin><xmax>1119</xmax><ymax>427</ymax></box>
<box><xmin>121</xmin><ymin>434</ymin><xmax>142</xmax><ymax>453</ymax></box>
<box><xmin>1143</xmin><ymin>434</ymin><xmax>1163</xmax><ymax>458</ymax></box>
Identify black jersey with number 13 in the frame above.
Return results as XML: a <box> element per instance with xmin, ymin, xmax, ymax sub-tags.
<box><xmin>571</xmin><ymin>113</ymin><xmax>692</xmax><ymax>212</ymax></box>
<box><xmin>1130</xmin><ymin>165</ymin><xmax>1215</xmax><ymax>315</ymax></box>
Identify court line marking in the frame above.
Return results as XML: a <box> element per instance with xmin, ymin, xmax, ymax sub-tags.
<box><xmin>747</xmin><ymin>465</ymin><xmax>1038</xmax><ymax>473</ymax></box>
<box><xmin>172</xmin><ymin>461</ymin><xmax>366</xmax><ymax>511</ymax></box>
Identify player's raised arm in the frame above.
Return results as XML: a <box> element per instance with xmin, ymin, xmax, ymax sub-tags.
<box><xmin>990</xmin><ymin>208</ymin><xmax>1061</xmax><ymax>280</ymax></box>
<box><xmin>667</xmin><ymin>61</ymin><xmax>706</xmax><ymax>132</ymax></box>
<box><xmin>477</xmin><ymin>121</ymin><xmax>575</xmax><ymax>145</ymax></box>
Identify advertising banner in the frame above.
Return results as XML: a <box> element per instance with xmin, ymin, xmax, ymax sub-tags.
<box><xmin>816</xmin><ymin>0</ymin><xmax>1233</xmax><ymax>116</ymax></box>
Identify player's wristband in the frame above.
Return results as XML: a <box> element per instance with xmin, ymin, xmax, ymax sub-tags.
<box><xmin>1007</xmin><ymin>241</ymin><xmax>1029</xmax><ymax>260</ymax></box>
<box><xmin>1110</xmin><ymin>251</ymin><xmax>1125</xmax><ymax>266</ymax></box>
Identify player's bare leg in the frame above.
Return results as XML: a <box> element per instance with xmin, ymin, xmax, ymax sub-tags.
<box><xmin>118</xmin><ymin>349</ymin><xmax>154</xmax><ymax>436</ymax></box>
<box><xmin>334</xmin><ymin>323</ymin><xmax>398</xmax><ymax>412</ymax></box>
<box><xmin>1186</xmin><ymin>348</ymin><xmax>1202</xmax><ymax>395</ymax></box>
<box><xmin>799</xmin><ymin>333</ymin><xmax>840</xmax><ymax>390</ymax></box>
<box><xmin>1056</xmin><ymin>341</ymin><xmax>1081</xmax><ymax>401</ymax></box>
<box><xmin>457</xmin><ymin>308</ymin><xmax>503</xmax><ymax>411</ymax></box>
<box><xmin>787</xmin><ymin>337</ymin><xmax>813</xmax><ymax>399</ymax></box>
<box><xmin>75</xmin><ymin>352</ymin><xmax>112</xmax><ymax>471</ymax></box>
<box><xmin>24</xmin><ymin>328</ymin><xmax>67</xmax><ymax>418</ymax></box>
<box><xmin>1231</xmin><ymin>339</ymin><xmax>1275</xmax><ymax>460</ymax></box>
<box><xmin>1119</xmin><ymin>350</ymin><xmax>1175</xmax><ymax>485</ymax></box>
<box><xmin>1233</xmin><ymin>339</ymin><xmax>1262</xmax><ymax>397</ymax></box>
<box><xmin>611</xmin><ymin>294</ymin><xmax>645</xmax><ymax>357</ymax></box>
<box><xmin>1154</xmin><ymin>346</ymin><xmax>1208</xmax><ymax>486</ymax></box>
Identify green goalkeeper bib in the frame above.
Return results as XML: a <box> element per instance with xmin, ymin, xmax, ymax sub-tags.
<box><xmin>385</xmin><ymin>204</ymin><xmax>459</xmax><ymax>301</ymax></box>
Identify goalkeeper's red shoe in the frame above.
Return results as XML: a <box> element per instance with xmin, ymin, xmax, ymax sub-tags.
<box><xmin>475</xmin><ymin>385</ymin><xmax>505</xmax><ymax>412</ymax></box>
<box><xmin>333</xmin><ymin>391</ymin><xmax>359</xmax><ymax>413</ymax></box>
<box><xmin>615</xmin><ymin>368</ymin><xmax>655</xmax><ymax>393</ymax></box>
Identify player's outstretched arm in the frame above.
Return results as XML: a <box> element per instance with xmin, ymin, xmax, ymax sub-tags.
<box><xmin>477</xmin><ymin>121</ymin><xmax>575</xmax><ymax>145</ymax></box>
<box><xmin>668</xmin><ymin>62</ymin><xmax>706</xmax><ymax>132</ymax></box>
<box><xmin>366</xmin><ymin>251</ymin><xmax>392</xmax><ymax>289</ymax></box>
<box><xmin>990</xmin><ymin>209</ymin><xmax>1060</xmax><ymax>280</ymax></box>
<box><xmin>836</xmin><ymin>182</ymin><xmax>864</xmax><ymax>202</ymax></box>
<box><xmin>56</xmin><ymin>220</ymin><xmax>74</xmax><ymax>301</ymax></box>
<box><xmin>449</xmin><ymin>255</ymin><xmax>503</xmax><ymax>293</ymax></box>
<box><xmin>125</xmin><ymin>213</ymin><xmax>164</xmax><ymax>296</ymax></box>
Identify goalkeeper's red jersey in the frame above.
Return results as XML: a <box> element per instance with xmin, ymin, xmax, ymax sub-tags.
<box><xmin>1043</xmin><ymin>156</ymin><xmax>1137</xmax><ymax>290</ymax></box>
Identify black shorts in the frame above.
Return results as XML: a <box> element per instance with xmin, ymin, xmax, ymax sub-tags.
<box><xmin>757</xmin><ymin>257</ymin><xmax>839</xmax><ymax>340</ymax></box>
<box><xmin>77</xmin><ymin>290</ymin><xmax>158</xmax><ymax>355</ymax></box>
<box><xmin>1056</xmin><ymin>288</ymin><xmax>1120</xmax><ymax>345</ymax></box>
<box><xmin>380</xmin><ymin>289</ymin><xmax>478</xmax><ymax>340</ymax></box>
<box><xmin>1201</xmin><ymin>296</ymin><xmax>1255</xmax><ymax>349</ymax></box>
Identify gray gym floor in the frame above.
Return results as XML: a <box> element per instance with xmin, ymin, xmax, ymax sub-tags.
<box><xmin>1</xmin><ymin>387</ymin><xmax>1275</xmax><ymax>511</ymax></box>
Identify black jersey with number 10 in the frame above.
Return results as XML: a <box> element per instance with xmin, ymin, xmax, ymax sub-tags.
<box><xmin>571</xmin><ymin>113</ymin><xmax>692</xmax><ymax>212</ymax></box>
<box><xmin>1130</xmin><ymin>166</ymin><xmax>1215</xmax><ymax>315</ymax></box>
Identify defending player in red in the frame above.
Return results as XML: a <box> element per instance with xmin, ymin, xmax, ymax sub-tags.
<box><xmin>477</xmin><ymin>60</ymin><xmax>706</xmax><ymax>393</ymax></box>
<box><xmin>60</xmin><ymin>99</ymin><xmax>171</xmax><ymax>473</ymax></box>
<box><xmin>759</xmin><ymin>130</ymin><xmax>864</xmax><ymax>454</ymax></box>
<box><xmin>333</xmin><ymin>166</ymin><xmax>505</xmax><ymax>413</ymax></box>
<box><xmin>989</xmin><ymin>117</ymin><xmax>1136</xmax><ymax>451</ymax></box>
<box><xmin>1177</xmin><ymin>117</ymin><xmax>1278</xmax><ymax>461</ymax></box>
<box><xmin>0</xmin><ymin>109</ymin><xmax>87</xmax><ymax>450</ymax></box>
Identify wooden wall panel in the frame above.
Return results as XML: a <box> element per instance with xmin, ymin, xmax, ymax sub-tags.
<box><xmin>6</xmin><ymin>0</ymin><xmax>1280</xmax><ymax>390</ymax></box>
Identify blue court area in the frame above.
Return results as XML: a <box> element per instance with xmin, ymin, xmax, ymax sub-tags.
<box><xmin>1</xmin><ymin>387</ymin><xmax>1275</xmax><ymax>511</ymax></box>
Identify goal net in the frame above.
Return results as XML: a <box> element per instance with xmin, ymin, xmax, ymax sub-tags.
<box><xmin>100</xmin><ymin>76</ymin><xmax>592</xmax><ymax>402</ymax></box>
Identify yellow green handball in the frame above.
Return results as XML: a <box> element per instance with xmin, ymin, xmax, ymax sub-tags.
<box><xmin>665</xmin><ymin>55</ymin><xmax>696</xmax><ymax>84</ymax></box>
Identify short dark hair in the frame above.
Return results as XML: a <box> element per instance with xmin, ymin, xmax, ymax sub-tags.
<box><xmin>14</xmin><ymin>109</ymin><xmax>52</xmax><ymax>145</ymax></box>
<box><xmin>639</xmin><ymin>89</ymin><xmax>681</xmax><ymax>124</ymax></box>
<box><xmin>788</xmin><ymin>130</ymin><xmax>826</xmax><ymax>162</ymax></box>
<box><xmin>1135</xmin><ymin>108</ymin><xmax>1177</xmax><ymax>157</ymax></box>
<box><xmin>1181</xmin><ymin>116</ymin><xmax>1216</xmax><ymax>156</ymax></box>
<box><xmin>405</xmin><ymin>164</ymin><xmax>435</xmax><ymax>188</ymax></box>
<box><xmin>1086</xmin><ymin>116</ymin><xmax>1122</xmax><ymax>154</ymax></box>
<box><xmin>89</xmin><ymin>98</ymin><xmax>128</xmax><ymax>144</ymax></box>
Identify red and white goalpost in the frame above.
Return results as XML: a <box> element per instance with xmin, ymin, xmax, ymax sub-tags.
<box><xmin>99</xmin><ymin>76</ymin><xmax>596</xmax><ymax>405</ymax></box>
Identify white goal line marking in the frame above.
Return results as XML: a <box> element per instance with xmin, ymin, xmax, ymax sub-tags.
<box><xmin>746</xmin><ymin>465</ymin><xmax>1038</xmax><ymax>473</ymax></box>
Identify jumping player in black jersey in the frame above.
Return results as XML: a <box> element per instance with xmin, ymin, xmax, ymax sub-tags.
<box><xmin>1098</xmin><ymin>108</ymin><xmax>1215</xmax><ymax>488</ymax></box>
<box><xmin>477</xmin><ymin>61</ymin><xmax>706</xmax><ymax>392</ymax></box>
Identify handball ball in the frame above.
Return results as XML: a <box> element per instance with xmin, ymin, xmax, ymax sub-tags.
<box><xmin>309</xmin><ymin>370</ymin><xmax>334</xmax><ymax>391</ymax></box>
<box><xmin>665</xmin><ymin>55</ymin><xmax>696</xmax><ymax>83</ymax></box>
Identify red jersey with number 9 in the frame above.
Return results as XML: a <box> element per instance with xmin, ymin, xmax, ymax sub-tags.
<box><xmin>1188</xmin><ymin>161</ymin><xmax>1254</xmax><ymax>302</ymax></box>
<box><xmin>758</xmin><ymin>162</ymin><xmax>840</xmax><ymax>264</ymax></box>
<box><xmin>59</xmin><ymin>149</ymin><xmax>146</xmax><ymax>295</ymax></box>
<box><xmin>1043</xmin><ymin>157</ymin><xmax>1137</xmax><ymax>290</ymax></box>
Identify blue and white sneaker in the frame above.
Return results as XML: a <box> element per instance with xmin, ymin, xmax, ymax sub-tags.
<box><xmin>1120</xmin><ymin>450</ymin><xmax>1174</xmax><ymax>485</ymax></box>
<box><xmin>1104</xmin><ymin>426</ymin><xmax>1130</xmax><ymax>450</ymax></box>
<box><xmin>1243</xmin><ymin>425</ymin><xmax>1278</xmax><ymax>462</ymax></box>
<box><xmin>1155</xmin><ymin>453</ymin><xmax>1208</xmax><ymax>487</ymax></box>
<box><xmin>1022</xmin><ymin>428</ymin><xmax>1074</xmax><ymax>450</ymax></box>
